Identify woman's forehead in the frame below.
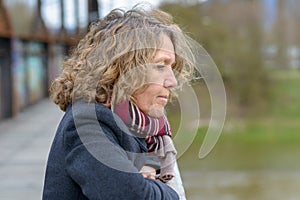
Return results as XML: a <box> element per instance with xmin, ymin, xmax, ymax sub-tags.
<box><xmin>159</xmin><ymin>34</ymin><xmax>175</xmax><ymax>53</ymax></box>
<box><xmin>152</xmin><ymin>34</ymin><xmax>175</xmax><ymax>64</ymax></box>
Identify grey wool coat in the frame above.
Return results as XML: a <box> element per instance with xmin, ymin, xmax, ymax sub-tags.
<box><xmin>42</xmin><ymin>101</ymin><xmax>179</xmax><ymax>200</ymax></box>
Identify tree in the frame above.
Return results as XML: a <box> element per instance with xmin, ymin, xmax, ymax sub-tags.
<box><xmin>160</xmin><ymin>0</ymin><xmax>273</xmax><ymax>117</ymax></box>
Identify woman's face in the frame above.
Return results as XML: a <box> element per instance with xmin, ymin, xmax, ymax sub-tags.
<box><xmin>132</xmin><ymin>35</ymin><xmax>177</xmax><ymax>117</ymax></box>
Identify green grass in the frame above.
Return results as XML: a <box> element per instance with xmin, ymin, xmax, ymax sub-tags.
<box><xmin>177</xmin><ymin>123</ymin><xmax>300</xmax><ymax>171</ymax></box>
<box><xmin>271</xmin><ymin>78</ymin><xmax>300</xmax><ymax>118</ymax></box>
<box><xmin>169</xmin><ymin>70</ymin><xmax>300</xmax><ymax>171</ymax></box>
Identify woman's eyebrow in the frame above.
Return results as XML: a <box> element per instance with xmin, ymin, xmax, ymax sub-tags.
<box><xmin>154</xmin><ymin>56</ymin><xmax>175</xmax><ymax>65</ymax></box>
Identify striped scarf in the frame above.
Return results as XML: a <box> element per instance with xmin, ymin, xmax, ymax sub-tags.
<box><xmin>113</xmin><ymin>100</ymin><xmax>172</xmax><ymax>152</ymax></box>
<box><xmin>113</xmin><ymin>100</ymin><xmax>176</xmax><ymax>182</ymax></box>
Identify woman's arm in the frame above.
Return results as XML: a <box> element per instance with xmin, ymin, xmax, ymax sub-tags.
<box><xmin>65</xmin><ymin>141</ymin><xmax>178</xmax><ymax>199</ymax></box>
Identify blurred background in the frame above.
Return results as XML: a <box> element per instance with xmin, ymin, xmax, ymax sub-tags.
<box><xmin>0</xmin><ymin>0</ymin><xmax>299</xmax><ymax>199</ymax></box>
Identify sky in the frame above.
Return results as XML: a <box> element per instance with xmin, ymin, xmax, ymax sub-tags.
<box><xmin>261</xmin><ymin>0</ymin><xmax>277</xmax><ymax>30</ymax></box>
<box><xmin>101</xmin><ymin>0</ymin><xmax>162</xmax><ymax>16</ymax></box>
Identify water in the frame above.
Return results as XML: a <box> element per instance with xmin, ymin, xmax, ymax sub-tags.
<box><xmin>182</xmin><ymin>170</ymin><xmax>300</xmax><ymax>200</ymax></box>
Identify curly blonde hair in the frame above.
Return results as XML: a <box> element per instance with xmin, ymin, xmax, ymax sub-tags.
<box><xmin>50</xmin><ymin>4</ymin><xmax>195</xmax><ymax>111</ymax></box>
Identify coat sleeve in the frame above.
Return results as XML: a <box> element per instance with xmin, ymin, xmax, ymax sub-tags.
<box><xmin>64</xmin><ymin>102</ymin><xmax>179</xmax><ymax>200</ymax></box>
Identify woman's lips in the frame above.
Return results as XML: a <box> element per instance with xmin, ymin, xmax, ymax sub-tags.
<box><xmin>157</xmin><ymin>96</ymin><xmax>168</xmax><ymax>105</ymax></box>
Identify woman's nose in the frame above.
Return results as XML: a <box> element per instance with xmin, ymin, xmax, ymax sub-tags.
<box><xmin>163</xmin><ymin>68</ymin><xmax>177</xmax><ymax>88</ymax></box>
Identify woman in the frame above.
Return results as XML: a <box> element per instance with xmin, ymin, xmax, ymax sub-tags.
<box><xmin>43</xmin><ymin>4</ymin><xmax>194</xmax><ymax>200</ymax></box>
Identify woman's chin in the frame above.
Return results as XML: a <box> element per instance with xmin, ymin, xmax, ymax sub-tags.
<box><xmin>147</xmin><ymin>104</ymin><xmax>165</xmax><ymax>118</ymax></box>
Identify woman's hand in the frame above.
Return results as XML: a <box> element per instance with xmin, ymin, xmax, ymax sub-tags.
<box><xmin>140</xmin><ymin>166</ymin><xmax>156</xmax><ymax>180</ymax></box>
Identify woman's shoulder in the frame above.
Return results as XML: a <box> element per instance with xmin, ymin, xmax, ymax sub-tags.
<box><xmin>63</xmin><ymin>101</ymin><xmax>147</xmax><ymax>152</ymax></box>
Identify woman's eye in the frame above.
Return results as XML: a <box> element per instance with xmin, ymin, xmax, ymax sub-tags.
<box><xmin>155</xmin><ymin>65</ymin><xmax>166</xmax><ymax>70</ymax></box>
